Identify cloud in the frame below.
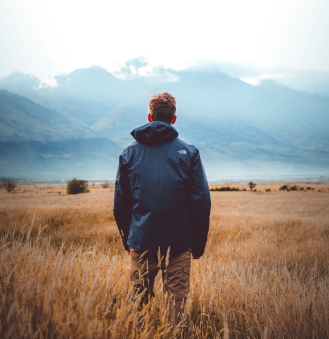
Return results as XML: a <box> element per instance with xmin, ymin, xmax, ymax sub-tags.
<box><xmin>39</xmin><ymin>77</ymin><xmax>58</xmax><ymax>88</ymax></box>
<box><xmin>114</xmin><ymin>57</ymin><xmax>179</xmax><ymax>82</ymax></box>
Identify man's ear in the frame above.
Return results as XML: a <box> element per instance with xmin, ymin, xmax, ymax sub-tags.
<box><xmin>171</xmin><ymin>115</ymin><xmax>177</xmax><ymax>125</ymax></box>
<box><xmin>148</xmin><ymin>113</ymin><xmax>153</xmax><ymax>122</ymax></box>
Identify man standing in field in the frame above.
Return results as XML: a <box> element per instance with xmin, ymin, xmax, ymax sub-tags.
<box><xmin>113</xmin><ymin>92</ymin><xmax>211</xmax><ymax>324</ymax></box>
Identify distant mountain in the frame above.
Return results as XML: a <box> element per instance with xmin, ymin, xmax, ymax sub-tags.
<box><xmin>3</xmin><ymin>67</ymin><xmax>329</xmax><ymax>148</ymax></box>
<box><xmin>0</xmin><ymin>72</ymin><xmax>40</xmax><ymax>96</ymax></box>
<box><xmin>30</xmin><ymin>67</ymin><xmax>138</xmax><ymax>125</ymax></box>
<box><xmin>90</xmin><ymin>87</ymin><xmax>280</xmax><ymax>148</ymax></box>
<box><xmin>0</xmin><ymin>90</ymin><xmax>95</xmax><ymax>141</ymax></box>
<box><xmin>90</xmin><ymin>70</ymin><xmax>329</xmax><ymax>150</ymax></box>
<box><xmin>0</xmin><ymin>66</ymin><xmax>328</xmax><ymax>180</ymax></box>
<box><xmin>173</xmin><ymin>71</ymin><xmax>329</xmax><ymax>150</ymax></box>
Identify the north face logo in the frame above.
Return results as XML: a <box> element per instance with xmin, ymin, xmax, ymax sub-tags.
<box><xmin>178</xmin><ymin>149</ymin><xmax>187</xmax><ymax>154</ymax></box>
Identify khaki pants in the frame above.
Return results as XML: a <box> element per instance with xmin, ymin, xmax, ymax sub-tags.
<box><xmin>129</xmin><ymin>248</ymin><xmax>191</xmax><ymax>324</ymax></box>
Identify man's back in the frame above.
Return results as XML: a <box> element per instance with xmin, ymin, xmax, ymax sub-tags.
<box><xmin>114</xmin><ymin>120</ymin><xmax>210</xmax><ymax>257</ymax></box>
<box><xmin>113</xmin><ymin>92</ymin><xmax>210</xmax><ymax>324</ymax></box>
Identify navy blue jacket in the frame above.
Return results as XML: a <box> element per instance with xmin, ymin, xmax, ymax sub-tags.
<box><xmin>113</xmin><ymin>121</ymin><xmax>211</xmax><ymax>257</ymax></box>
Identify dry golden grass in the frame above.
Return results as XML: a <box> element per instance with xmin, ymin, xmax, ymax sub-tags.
<box><xmin>0</xmin><ymin>183</ymin><xmax>329</xmax><ymax>338</ymax></box>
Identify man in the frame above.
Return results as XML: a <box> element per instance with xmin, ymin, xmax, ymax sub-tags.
<box><xmin>113</xmin><ymin>92</ymin><xmax>211</xmax><ymax>324</ymax></box>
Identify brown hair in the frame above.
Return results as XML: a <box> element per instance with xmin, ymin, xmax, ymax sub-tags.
<box><xmin>148</xmin><ymin>92</ymin><xmax>176</xmax><ymax>123</ymax></box>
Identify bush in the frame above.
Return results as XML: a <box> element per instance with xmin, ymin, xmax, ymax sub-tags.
<box><xmin>102</xmin><ymin>181</ymin><xmax>110</xmax><ymax>188</ymax></box>
<box><xmin>1</xmin><ymin>177</ymin><xmax>17</xmax><ymax>193</ymax></box>
<box><xmin>67</xmin><ymin>178</ymin><xmax>89</xmax><ymax>194</ymax></box>
<box><xmin>210</xmin><ymin>187</ymin><xmax>240</xmax><ymax>191</ymax></box>
<box><xmin>279</xmin><ymin>184</ymin><xmax>308</xmax><ymax>192</ymax></box>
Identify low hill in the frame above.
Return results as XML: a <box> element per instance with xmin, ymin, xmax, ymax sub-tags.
<box><xmin>0</xmin><ymin>90</ymin><xmax>95</xmax><ymax>141</ymax></box>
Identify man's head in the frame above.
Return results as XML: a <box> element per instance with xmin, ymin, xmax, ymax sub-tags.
<box><xmin>148</xmin><ymin>92</ymin><xmax>177</xmax><ymax>124</ymax></box>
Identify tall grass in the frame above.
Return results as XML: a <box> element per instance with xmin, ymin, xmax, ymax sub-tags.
<box><xmin>0</xmin><ymin>188</ymin><xmax>329</xmax><ymax>338</ymax></box>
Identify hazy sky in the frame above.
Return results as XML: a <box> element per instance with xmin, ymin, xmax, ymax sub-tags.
<box><xmin>1</xmin><ymin>0</ymin><xmax>329</xmax><ymax>83</ymax></box>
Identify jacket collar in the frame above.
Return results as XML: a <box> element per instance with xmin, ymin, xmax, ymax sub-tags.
<box><xmin>131</xmin><ymin>121</ymin><xmax>178</xmax><ymax>145</ymax></box>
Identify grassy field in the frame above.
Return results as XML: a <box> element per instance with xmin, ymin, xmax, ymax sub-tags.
<box><xmin>1</xmin><ymin>182</ymin><xmax>329</xmax><ymax>338</ymax></box>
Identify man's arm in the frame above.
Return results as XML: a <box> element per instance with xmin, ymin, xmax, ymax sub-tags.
<box><xmin>188</xmin><ymin>149</ymin><xmax>211</xmax><ymax>258</ymax></box>
<box><xmin>113</xmin><ymin>154</ymin><xmax>133</xmax><ymax>251</ymax></box>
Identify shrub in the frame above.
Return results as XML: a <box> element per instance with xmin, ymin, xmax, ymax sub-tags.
<box><xmin>280</xmin><ymin>184</ymin><xmax>307</xmax><ymax>192</ymax></box>
<box><xmin>102</xmin><ymin>181</ymin><xmax>110</xmax><ymax>188</ymax></box>
<box><xmin>1</xmin><ymin>177</ymin><xmax>17</xmax><ymax>193</ymax></box>
<box><xmin>67</xmin><ymin>178</ymin><xmax>89</xmax><ymax>194</ymax></box>
<box><xmin>210</xmin><ymin>187</ymin><xmax>240</xmax><ymax>192</ymax></box>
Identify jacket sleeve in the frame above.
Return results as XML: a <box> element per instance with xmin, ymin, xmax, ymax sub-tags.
<box><xmin>113</xmin><ymin>154</ymin><xmax>133</xmax><ymax>251</ymax></box>
<box><xmin>188</xmin><ymin>149</ymin><xmax>211</xmax><ymax>257</ymax></box>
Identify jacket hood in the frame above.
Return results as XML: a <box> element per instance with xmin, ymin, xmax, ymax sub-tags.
<box><xmin>131</xmin><ymin>121</ymin><xmax>178</xmax><ymax>145</ymax></box>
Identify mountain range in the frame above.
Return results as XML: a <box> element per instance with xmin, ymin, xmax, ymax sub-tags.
<box><xmin>0</xmin><ymin>66</ymin><xmax>328</xmax><ymax>181</ymax></box>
